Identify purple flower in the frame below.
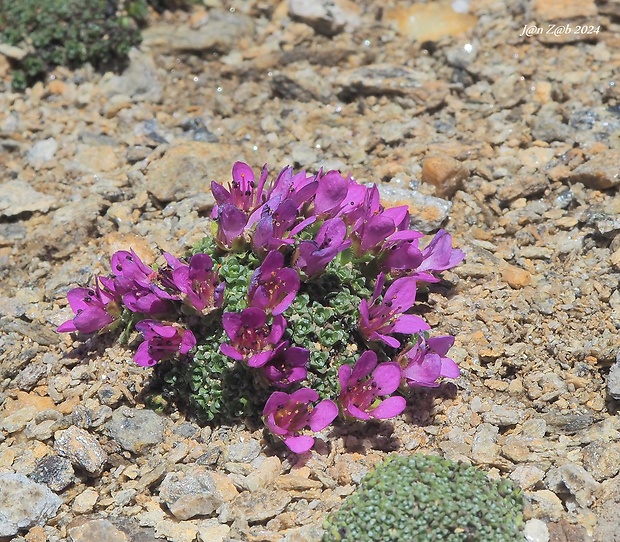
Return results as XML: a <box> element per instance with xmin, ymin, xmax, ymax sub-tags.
<box><xmin>211</xmin><ymin>161</ymin><xmax>269</xmax><ymax>214</ymax></box>
<box><xmin>311</xmin><ymin>170</ymin><xmax>349</xmax><ymax>217</ymax></box>
<box><xmin>263</xmin><ymin>388</ymin><xmax>338</xmax><ymax>453</ymax></box>
<box><xmin>335</xmin><ymin>181</ymin><xmax>373</xmax><ymax>225</ymax></box>
<box><xmin>214</xmin><ymin>203</ymin><xmax>248</xmax><ymax>250</ymax></box>
<box><xmin>259</xmin><ymin>343</ymin><xmax>309</xmax><ymax>387</ymax></box>
<box><xmin>415</xmin><ymin>229</ymin><xmax>466</xmax><ymax>281</ymax></box>
<box><xmin>134</xmin><ymin>320</ymin><xmax>196</xmax><ymax>367</ymax></box>
<box><xmin>358</xmin><ymin>273</ymin><xmax>429</xmax><ymax>348</ymax></box>
<box><xmin>338</xmin><ymin>351</ymin><xmax>406</xmax><ymax>420</ymax></box>
<box><xmin>111</xmin><ymin>250</ymin><xmax>175</xmax><ymax>314</ymax></box>
<box><xmin>379</xmin><ymin>232</ymin><xmax>425</xmax><ymax>275</ymax></box>
<box><xmin>351</xmin><ymin>204</ymin><xmax>413</xmax><ymax>256</ymax></box>
<box><xmin>111</xmin><ymin>249</ymin><xmax>155</xmax><ymax>288</ymax></box>
<box><xmin>121</xmin><ymin>288</ymin><xmax>174</xmax><ymax>314</ymax></box>
<box><xmin>167</xmin><ymin>253</ymin><xmax>225</xmax><ymax>314</ymax></box>
<box><xmin>293</xmin><ymin>217</ymin><xmax>352</xmax><ymax>277</ymax></box>
<box><xmin>248</xmin><ymin>250</ymin><xmax>300</xmax><ymax>315</ymax></box>
<box><xmin>251</xmin><ymin>199</ymin><xmax>314</xmax><ymax>254</ymax></box>
<box><xmin>220</xmin><ymin>308</ymin><xmax>286</xmax><ymax>367</ymax></box>
<box><xmin>399</xmin><ymin>335</ymin><xmax>460</xmax><ymax>387</ymax></box>
<box><xmin>266</xmin><ymin>166</ymin><xmax>318</xmax><ymax>209</ymax></box>
<box><xmin>57</xmin><ymin>276</ymin><xmax>121</xmax><ymax>334</ymax></box>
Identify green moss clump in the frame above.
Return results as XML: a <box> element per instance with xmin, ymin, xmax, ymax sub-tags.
<box><xmin>0</xmin><ymin>0</ymin><xmax>144</xmax><ymax>90</ymax></box>
<box><xmin>150</xmin><ymin>241</ymin><xmax>378</xmax><ymax>424</ymax></box>
<box><xmin>323</xmin><ymin>454</ymin><xmax>524</xmax><ymax>542</ymax></box>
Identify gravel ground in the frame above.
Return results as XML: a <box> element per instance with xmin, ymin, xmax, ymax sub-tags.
<box><xmin>1</xmin><ymin>1</ymin><xmax>620</xmax><ymax>541</ymax></box>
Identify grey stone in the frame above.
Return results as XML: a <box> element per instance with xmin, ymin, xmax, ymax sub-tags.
<box><xmin>531</xmin><ymin>103</ymin><xmax>572</xmax><ymax>143</ymax></box>
<box><xmin>226</xmin><ymin>439</ymin><xmax>261</xmax><ymax>463</ymax></box>
<box><xmin>471</xmin><ymin>423</ymin><xmax>499</xmax><ymax>464</ymax></box>
<box><xmin>524</xmin><ymin>518</ymin><xmax>550</xmax><ymax>542</ymax></box>
<box><xmin>608</xmin><ymin>362</ymin><xmax>620</xmax><ymax>400</ymax></box>
<box><xmin>219</xmin><ymin>488</ymin><xmax>292</xmax><ymax>524</ymax></box>
<box><xmin>559</xmin><ymin>462</ymin><xmax>599</xmax><ymax>508</ymax></box>
<box><xmin>594</xmin><ymin>474</ymin><xmax>620</xmax><ymax>542</ymax></box>
<box><xmin>0</xmin><ymin>473</ymin><xmax>62</xmax><ymax>537</ymax></box>
<box><xmin>100</xmin><ymin>48</ymin><xmax>162</xmax><ymax>102</ymax></box>
<box><xmin>1</xmin><ymin>406</ymin><xmax>37</xmax><ymax>433</ymax></box>
<box><xmin>245</xmin><ymin>456</ymin><xmax>282</xmax><ymax>492</ymax></box>
<box><xmin>104</xmin><ymin>407</ymin><xmax>165</xmax><ymax>454</ymax></box>
<box><xmin>549</xmin><ymin>519</ymin><xmax>594</xmax><ymax>542</ymax></box>
<box><xmin>27</xmin><ymin>138</ymin><xmax>58</xmax><ymax>168</ymax></box>
<box><xmin>68</xmin><ymin>518</ymin><xmax>131</xmax><ymax>542</ymax></box>
<box><xmin>482</xmin><ymin>405</ymin><xmax>525</xmax><ymax>426</ymax></box>
<box><xmin>54</xmin><ymin>426</ymin><xmax>108</xmax><ymax>476</ymax></box>
<box><xmin>145</xmin><ymin>141</ymin><xmax>240</xmax><ymax>204</ymax></box>
<box><xmin>13</xmin><ymin>362</ymin><xmax>47</xmax><ymax>391</ymax></box>
<box><xmin>288</xmin><ymin>0</ymin><xmax>360</xmax><ymax>36</ymax></box>
<box><xmin>527</xmin><ymin>490</ymin><xmax>564</xmax><ymax>521</ymax></box>
<box><xmin>97</xmin><ymin>384</ymin><xmax>124</xmax><ymax>407</ymax></box>
<box><xmin>172</xmin><ymin>422</ymin><xmax>199</xmax><ymax>439</ymax></box>
<box><xmin>567</xmin><ymin>149</ymin><xmax>620</xmax><ymax>189</ymax></box>
<box><xmin>142</xmin><ymin>10</ymin><xmax>253</xmax><ymax>54</ymax></box>
<box><xmin>445</xmin><ymin>41</ymin><xmax>478</xmax><ymax>69</ymax></box>
<box><xmin>159</xmin><ymin>467</ymin><xmax>238</xmax><ymax>520</ymax></box>
<box><xmin>497</xmin><ymin>173</ymin><xmax>548</xmax><ymax>203</ymax></box>
<box><xmin>29</xmin><ymin>455</ymin><xmax>75</xmax><ymax>492</ymax></box>
<box><xmin>582</xmin><ymin>440</ymin><xmax>620</xmax><ymax>481</ymax></box>
<box><xmin>337</xmin><ymin>64</ymin><xmax>449</xmax><ymax>112</ymax></box>
<box><xmin>0</xmin><ymin>180</ymin><xmax>56</xmax><ymax>217</ymax></box>
<box><xmin>510</xmin><ymin>465</ymin><xmax>545</xmax><ymax>490</ymax></box>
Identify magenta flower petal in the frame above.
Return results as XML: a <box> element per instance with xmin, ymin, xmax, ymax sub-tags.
<box><xmin>263</xmin><ymin>391</ymin><xmax>290</xmax><ymax>418</ymax></box>
<box><xmin>313</xmin><ymin>170</ymin><xmax>348</xmax><ymax>216</ymax></box>
<box><xmin>221</xmin><ymin>309</ymin><xmax>286</xmax><ymax>365</ymax></box>
<box><xmin>220</xmin><ymin>343</ymin><xmax>243</xmax><ymax>361</ymax></box>
<box><xmin>134</xmin><ymin>321</ymin><xmax>194</xmax><ymax>367</ymax></box>
<box><xmin>372</xmin><ymin>362</ymin><xmax>403</xmax><ymax>396</ymax></box>
<box><xmin>57</xmin><ymin>320</ymin><xmax>78</xmax><ymax>332</ymax></box>
<box><xmin>248</xmin><ymin>349</ymin><xmax>278</xmax><ymax>368</ymax></box>
<box><xmin>441</xmin><ymin>357</ymin><xmax>461</xmax><ymax>378</ymax></box>
<box><xmin>360</xmin><ymin>215</ymin><xmax>396</xmax><ymax>252</ymax></box>
<box><xmin>179</xmin><ymin>330</ymin><xmax>197</xmax><ymax>354</ymax></box>
<box><xmin>339</xmin><ymin>352</ymin><xmax>406</xmax><ymax>420</ymax></box>
<box><xmin>368</xmin><ymin>395</ymin><xmax>406</xmax><ymax>419</ymax></box>
<box><xmin>358</xmin><ymin>275</ymin><xmax>425</xmax><ymax>347</ymax></box>
<box><xmin>390</xmin><ymin>314</ymin><xmax>431</xmax><ymax>335</ymax></box>
<box><xmin>400</xmin><ymin>335</ymin><xmax>460</xmax><ymax>387</ymax></box>
<box><xmin>351</xmin><ymin>350</ymin><xmax>377</xmax><ymax>381</ymax></box>
<box><xmin>381</xmin><ymin>205</ymin><xmax>410</xmax><ymax>231</ymax></box>
<box><xmin>403</xmin><ymin>352</ymin><xmax>442</xmax><ymax>385</ymax></box>
<box><xmin>347</xmin><ymin>403</ymin><xmax>371</xmax><ymax>421</ymax></box>
<box><xmin>58</xmin><ymin>279</ymin><xmax>121</xmax><ymax>334</ymax></box>
<box><xmin>72</xmin><ymin>308</ymin><xmax>115</xmax><ymax>334</ymax></box>
<box><xmin>373</xmin><ymin>332</ymin><xmax>401</xmax><ymax>348</ymax></box>
<box><xmin>338</xmin><ymin>363</ymin><xmax>353</xmax><ymax>391</ymax></box>
<box><xmin>284</xmin><ymin>435</ymin><xmax>315</xmax><ymax>454</ymax></box>
<box><xmin>309</xmin><ymin>400</ymin><xmax>338</xmax><ymax>432</ymax></box>
<box><xmin>427</xmin><ymin>335</ymin><xmax>455</xmax><ymax>356</ymax></box>
<box><xmin>134</xmin><ymin>341</ymin><xmax>155</xmax><ymax>367</ymax></box>
<box><xmin>262</xmin><ymin>388</ymin><xmax>332</xmax><ymax>453</ymax></box>
<box><xmin>211</xmin><ymin>181</ymin><xmax>231</xmax><ymax>206</ymax></box>
<box><xmin>383</xmin><ymin>276</ymin><xmax>418</xmax><ymax>311</ymax></box>
<box><xmin>418</xmin><ymin>230</ymin><xmax>466</xmax><ymax>275</ymax></box>
<box><xmin>290</xmin><ymin>387</ymin><xmax>319</xmax><ymax>404</ymax></box>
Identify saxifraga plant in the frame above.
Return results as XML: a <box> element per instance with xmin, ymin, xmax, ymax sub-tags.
<box><xmin>57</xmin><ymin>161</ymin><xmax>465</xmax><ymax>453</ymax></box>
<box><xmin>0</xmin><ymin>0</ymin><xmax>196</xmax><ymax>90</ymax></box>
<box><xmin>323</xmin><ymin>454</ymin><xmax>524</xmax><ymax>542</ymax></box>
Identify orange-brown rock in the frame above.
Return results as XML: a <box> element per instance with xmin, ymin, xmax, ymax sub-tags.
<box><xmin>421</xmin><ymin>155</ymin><xmax>468</xmax><ymax>198</ymax></box>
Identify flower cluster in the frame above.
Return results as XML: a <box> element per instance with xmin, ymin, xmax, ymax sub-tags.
<box><xmin>58</xmin><ymin>161</ymin><xmax>464</xmax><ymax>454</ymax></box>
